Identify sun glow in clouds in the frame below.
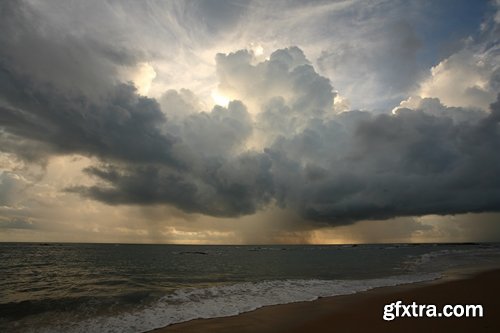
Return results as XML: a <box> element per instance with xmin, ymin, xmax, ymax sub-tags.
<box><xmin>211</xmin><ymin>89</ymin><xmax>231</xmax><ymax>107</ymax></box>
<box><xmin>132</xmin><ymin>63</ymin><xmax>157</xmax><ymax>96</ymax></box>
<box><xmin>251</xmin><ymin>44</ymin><xmax>264</xmax><ymax>57</ymax></box>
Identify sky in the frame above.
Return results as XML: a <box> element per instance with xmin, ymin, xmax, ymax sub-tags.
<box><xmin>0</xmin><ymin>0</ymin><xmax>499</xmax><ymax>244</ymax></box>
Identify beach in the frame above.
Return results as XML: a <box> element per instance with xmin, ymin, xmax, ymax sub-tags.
<box><xmin>152</xmin><ymin>268</ymin><xmax>500</xmax><ymax>333</ymax></box>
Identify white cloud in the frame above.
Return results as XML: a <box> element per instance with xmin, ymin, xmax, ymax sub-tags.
<box><xmin>418</xmin><ymin>49</ymin><xmax>498</xmax><ymax>111</ymax></box>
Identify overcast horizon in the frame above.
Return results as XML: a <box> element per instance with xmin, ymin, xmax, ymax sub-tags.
<box><xmin>1</xmin><ymin>0</ymin><xmax>500</xmax><ymax>244</ymax></box>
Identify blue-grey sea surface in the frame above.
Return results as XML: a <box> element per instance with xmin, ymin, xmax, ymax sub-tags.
<box><xmin>1</xmin><ymin>243</ymin><xmax>499</xmax><ymax>332</ymax></box>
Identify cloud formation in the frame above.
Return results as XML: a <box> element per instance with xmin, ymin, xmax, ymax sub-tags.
<box><xmin>1</xmin><ymin>0</ymin><xmax>499</xmax><ymax>242</ymax></box>
<box><xmin>3</xmin><ymin>35</ymin><xmax>499</xmax><ymax>226</ymax></box>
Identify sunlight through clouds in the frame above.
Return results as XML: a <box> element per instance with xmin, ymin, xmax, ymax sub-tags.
<box><xmin>211</xmin><ymin>88</ymin><xmax>231</xmax><ymax>107</ymax></box>
<box><xmin>131</xmin><ymin>62</ymin><xmax>157</xmax><ymax>96</ymax></box>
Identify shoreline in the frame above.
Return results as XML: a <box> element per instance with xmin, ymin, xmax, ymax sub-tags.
<box><xmin>149</xmin><ymin>267</ymin><xmax>500</xmax><ymax>333</ymax></box>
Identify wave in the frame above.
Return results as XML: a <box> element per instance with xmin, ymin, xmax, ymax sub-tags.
<box><xmin>29</xmin><ymin>273</ymin><xmax>440</xmax><ymax>333</ymax></box>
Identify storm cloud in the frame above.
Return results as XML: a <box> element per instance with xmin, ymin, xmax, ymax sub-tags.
<box><xmin>1</xmin><ymin>0</ymin><xmax>499</xmax><ymax>232</ymax></box>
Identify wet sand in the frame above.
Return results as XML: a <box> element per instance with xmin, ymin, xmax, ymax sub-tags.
<box><xmin>150</xmin><ymin>268</ymin><xmax>500</xmax><ymax>333</ymax></box>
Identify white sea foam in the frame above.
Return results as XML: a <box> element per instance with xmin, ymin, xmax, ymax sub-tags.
<box><xmin>38</xmin><ymin>273</ymin><xmax>440</xmax><ymax>333</ymax></box>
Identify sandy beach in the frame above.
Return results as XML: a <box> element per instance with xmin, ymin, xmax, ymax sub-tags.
<box><xmin>151</xmin><ymin>268</ymin><xmax>500</xmax><ymax>333</ymax></box>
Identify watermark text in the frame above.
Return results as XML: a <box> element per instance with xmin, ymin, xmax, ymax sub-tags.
<box><xmin>383</xmin><ymin>301</ymin><xmax>483</xmax><ymax>321</ymax></box>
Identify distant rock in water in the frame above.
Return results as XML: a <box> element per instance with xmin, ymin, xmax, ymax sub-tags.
<box><xmin>178</xmin><ymin>251</ymin><xmax>209</xmax><ymax>255</ymax></box>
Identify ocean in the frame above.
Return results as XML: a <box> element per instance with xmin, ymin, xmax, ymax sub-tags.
<box><xmin>1</xmin><ymin>243</ymin><xmax>499</xmax><ymax>332</ymax></box>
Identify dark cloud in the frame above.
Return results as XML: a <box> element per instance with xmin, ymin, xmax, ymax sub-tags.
<box><xmin>269</xmin><ymin>95</ymin><xmax>500</xmax><ymax>225</ymax></box>
<box><xmin>0</xmin><ymin>69</ymin><xmax>178</xmax><ymax>166</ymax></box>
<box><xmin>98</xmin><ymin>99</ymin><xmax>272</xmax><ymax>217</ymax></box>
<box><xmin>0</xmin><ymin>0</ymin><xmax>177</xmax><ymax>165</ymax></box>
<box><xmin>70</xmin><ymin>150</ymin><xmax>274</xmax><ymax>217</ymax></box>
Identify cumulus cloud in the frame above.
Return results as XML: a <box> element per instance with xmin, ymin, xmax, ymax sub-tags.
<box><xmin>416</xmin><ymin>1</ymin><xmax>500</xmax><ymax>111</ymax></box>
<box><xmin>215</xmin><ymin>47</ymin><xmax>333</xmax><ymax>113</ymax></box>
<box><xmin>90</xmin><ymin>70</ymin><xmax>500</xmax><ymax>226</ymax></box>
<box><xmin>4</xmin><ymin>37</ymin><xmax>500</xmax><ymax>226</ymax></box>
<box><xmin>419</xmin><ymin>49</ymin><xmax>499</xmax><ymax>111</ymax></box>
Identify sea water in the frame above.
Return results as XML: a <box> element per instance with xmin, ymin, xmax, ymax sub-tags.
<box><xmin>1</xmin><ymin>243</ymin><xmax>499</xmax><ymax>332</ymax></box>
